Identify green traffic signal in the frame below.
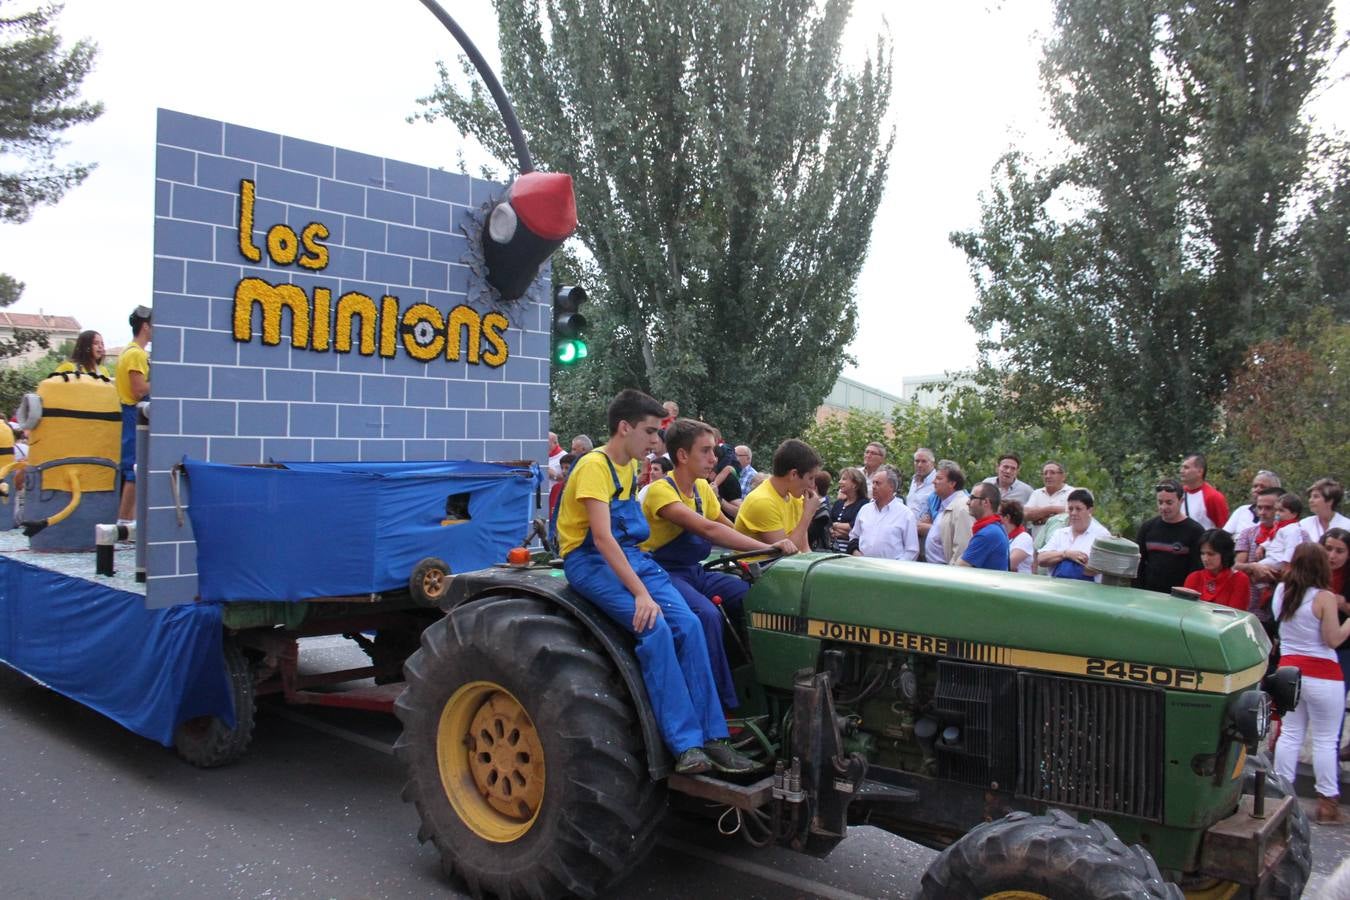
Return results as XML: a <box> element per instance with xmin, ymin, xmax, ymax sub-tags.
<box><xmin>557</xmin><ymin>340</ymin><xmax>585</xmax><ymax>364</ymax></box>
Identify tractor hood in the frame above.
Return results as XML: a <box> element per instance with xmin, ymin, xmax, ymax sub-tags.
<box><xmin>747</xmin><ymin>554</ymin><xmax>1270</xmax><ymax>690</ymax></box>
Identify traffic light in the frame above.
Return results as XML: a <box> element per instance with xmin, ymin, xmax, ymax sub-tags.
<box><xmin>553</xmin><ymin>285</ymin><xmax>588</xmax><ymax>365</ymax></box>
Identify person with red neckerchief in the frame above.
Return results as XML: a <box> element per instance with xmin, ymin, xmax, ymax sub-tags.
<box><xmin>1270</xmin><ymin>543</ymin><xmax>1350</xmax><ymax>826</ymax></box>
<box><xmin>1179</xmin><ymin>453</ymin><xmax>1230</xmax><ymax>530</ymax></box>
<box><xmin>957</xmin><ymin>484</ymin><xmax>1011</xmax><ymax>571</ymax></box>
<box><xmin>1183</xmin><ymin>529</ymin><xmax>1251</xmax><ymax>611</ymax></box>
<box><xmin>1237</xmin><ymin>492</ymin><xmax>1307</xmax><ymax>625</ymax></box>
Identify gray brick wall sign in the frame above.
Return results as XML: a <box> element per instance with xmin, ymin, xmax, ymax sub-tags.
<box><xmin>146</xmin><ymin>110</ymin><xmax>551</xmax><ymax>608</ymax></box>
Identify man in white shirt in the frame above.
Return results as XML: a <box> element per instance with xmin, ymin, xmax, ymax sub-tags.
<box><xmin>1223</xmin><ymin>470</ymin><xmax>1281</xmax><ymax>534</ymax></box>
<box><xmin>982</xmin><ymin>452</ymin><xmax>1033</xmax><ymax>505</ymax></box>
<box><xmin>907</xmin><ymin>447</ymin><xmax>937</xmax><ymax>543</ymax></box>
<box><xmin>860</xmin><ymin>441</ymin><xmax>887</xmax><ymax>498</ymax></box>
<box><xmin>1037</xmin><ymin>489</ymin><xmax>1111</xmax><ymax>582</ymax></box>
<box><xmin>849</xmin><ymin>466</ymin><xmax>919</xmax><ymax>561</ymax></box>
<box><xmin>546</xmin><ymin>431</ymin><xmax>565</xmax><ymax>481</ymax></box>
<box><xmin>1024</xmin><ymin>461</ymin><xmax>1074</xmax><ymax>539</ymax></box>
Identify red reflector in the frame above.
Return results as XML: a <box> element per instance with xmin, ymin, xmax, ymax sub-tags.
<box><xmin>508</xmin><ymin>172</ymin><xmax>578</xmax><ymax>241</ymax></box>
<box><xmin>507</xmin><ymin>547</ymin><xmax>531</xmax><ymax>566</ymax></box>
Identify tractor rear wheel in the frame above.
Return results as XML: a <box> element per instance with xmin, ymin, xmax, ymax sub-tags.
<box><xmin>394</xmin><ymin>595</ymin><xmax>665</xmax><ymax>899</ymax></box>
<box><xmin>173</xmin><ymin>637</ymin><xmax>255</xmax><ymax>768</ymax></box>
<box><xmin>918</xmin><ymin>809</ymin><xmax>1183</xmax><ymax>900</ymax></box>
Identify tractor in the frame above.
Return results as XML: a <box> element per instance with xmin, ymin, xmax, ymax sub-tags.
<box><xmin>393</xmin><ymin>541</ymin><xmax>1309</xmax><ymax>899</ymax></box>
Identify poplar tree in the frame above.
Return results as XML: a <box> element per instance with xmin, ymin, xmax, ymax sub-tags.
<box><xmin>952</xmin><ymin>0</ymin><xmax>1343</xmax><ymax>465</ymax></box>
<box><xmin>416</xmin><ymin>0</ymin><xmax>893</xmax><ymax>446</ymax></box>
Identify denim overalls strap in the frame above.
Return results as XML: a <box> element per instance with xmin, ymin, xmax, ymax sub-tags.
<box><xmin>650</xmin><ymin>476</ymin><xmax>714</xmax><ymax>569</ymax></box>
<box><xmin>577</xmin><ymin>451</ymin><xmax>649</xmax><ymax>551</ymax></box>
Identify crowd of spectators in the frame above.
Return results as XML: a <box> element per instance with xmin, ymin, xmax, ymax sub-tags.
<box><xmin>548</xmin><ymin>399</ymin><xmax>1348</xmax><ymax>816</ymax></box>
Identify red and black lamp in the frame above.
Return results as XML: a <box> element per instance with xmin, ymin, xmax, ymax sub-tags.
<box><xmin>418</xmin><ymin>0</ymin><xmax>579</xmax><ymax>302</ymax></box>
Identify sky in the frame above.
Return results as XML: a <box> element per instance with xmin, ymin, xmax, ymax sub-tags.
<box><xmin>0</xmin><ymin>1</ymin><xmax>1344</xmax><ymax>398</ymax></box>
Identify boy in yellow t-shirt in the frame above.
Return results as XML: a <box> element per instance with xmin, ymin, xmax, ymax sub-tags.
<box><xmin>557</xmin><ymin>390</ymin><xmax>757</xmax><ymax>777</ymax></box>
<box><xmin>114</xmin><ymin>306</ymin><xmax>152</xmax><ymax>523</ymax></box>
<box><xmin>641</xmin><ymin>419</ymin><xmax>795</xmax><ymax>710</ymax></box>
<box><xmin>734</xmin><ymin>438</ymin><xmax>822</xmax><ymax>552</ymax></box>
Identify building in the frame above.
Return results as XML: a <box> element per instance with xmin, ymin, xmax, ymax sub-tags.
<box><xmin>0</xmin><ymin>311</ymin><xmax>81</xmax><ymax>366</ymax></box>
<box><xmin>902</xmin><ymin>372</ymin><xmax>977</xmax><ymax>409</ymax></box>
<box><xmin>816</xmin><ymin>375</ymin><xmax>904</xmax><ymax>423</ymax></box>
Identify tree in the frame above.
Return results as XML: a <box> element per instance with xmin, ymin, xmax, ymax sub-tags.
<box><xmin>0</xmin><ymin>2</ymin><xmax>100</xmax><ymax>360</ymax></box>
<box><xmin>951</xmin><ymin>0</ymin><xmax>1343</xmax><ymax>467</ymax></box>
<box><xmin>416</xmin><ymin>0</ymin><xmax>893</xmax><ymax>448</ymax></box>
<box><xmin>1213</xmin><ymin>317</ymin><xmax>1350</xmax><ymax>501</ymax></box>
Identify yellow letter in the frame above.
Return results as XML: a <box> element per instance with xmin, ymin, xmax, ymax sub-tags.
<box><xmin>335</xmin><ymin>291</ymin><xmax>377</xmax><ymax>355</ymax></box>
<box><xmin>237</xmin><ymin>179</ymin><xmax>262</xmax><ymax>262</ymax></box>
<box><xmin>481</xmin><ymin>311</ymin><xmax>510</xmax><ymax>367</ymax></box>
<box><xmin>233</xmin><ymin>277</ymin><xmax>311</xmax><ymax>348</ymax></box>
<box><xmin>445</xmin><ymin>305</ymin><xmax>482</xmax><ymax>364</ymax></box>
<box><xmin>379</xmin><ymin>295</ymin><xmax>399</xmax><ymax>358</ymax></box>
<box><xmin>311</xmin><ymin>287</ymin><xmax>332</xmax><ymax>351</ymax></box>
<box><xmin>298</xmin><ymin>222</ymin><xmax>330</xmax><ymax>271</ymax></box>
<box><xmin>400</xmin><ymin>303</ymin><xmax>446</xmax><ymax>362</ymax></box>
<box><xmin>267</xmin><ymin>224</ymin><xmax>299</xmax><ymax>266</ymax></box>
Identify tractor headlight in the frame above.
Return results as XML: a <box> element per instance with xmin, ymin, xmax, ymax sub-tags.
<box><xmin>1227</xmin><ymin>691</ymin><xmax>1272</xmax><ymax>747</ymax></box>
<box><xmin>1262</xmin><ymin>666</ymin><xmax>1301</xmax><ymax>717</ymax></box>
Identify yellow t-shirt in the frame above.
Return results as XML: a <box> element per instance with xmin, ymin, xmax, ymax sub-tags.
<box><xmin>641</xmin><ymin>476</ymin><xmax>720</xmax><ymax>553</ymax></box>
<box><xmin>556</xmin><ymin>448</ymin><xmax>639</xmax><ymax>557</ymax></box>
<box><xmin>114</xmin><ymin>344</ymin><xmax>149</xmax><ymax>406</ymax></box>
<box><xmin>734</xmin><ymin>479</ymin><xmax>803</xmax><ymax>539</ymax></box>
<box><xmin>55</xmin><ymin>361</ymin><xmax>112</xmax><ymax>378</ymax></box>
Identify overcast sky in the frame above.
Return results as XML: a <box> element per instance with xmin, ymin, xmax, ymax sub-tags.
<box><xmin>0</xmin><ymin>1</ymin><xmax>1344</xmax><ymax>398</ymax></box>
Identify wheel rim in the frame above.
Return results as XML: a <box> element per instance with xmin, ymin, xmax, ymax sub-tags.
<box><xmin>983</xmin><ymin>893</ymin><xmax>1050</xmax><ymax>900</ymax></box>
<box><xmin>437</xmin><ymin>681</ymin><xmax>545</xmax><ymax>842</ymax></box>
<box><xmin>422</xmin><ymin>568</ymin><xmax>446</xmax><ymax>598</ymax></box>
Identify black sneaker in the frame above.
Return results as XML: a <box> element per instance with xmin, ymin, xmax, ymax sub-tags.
<box><xmin>703</xmin><ymin>740</ymin><xmax>759</xmax><ymax>774</ymax></box>
<box><xmin>674</xmin><ymin>747</ymin><xmax>712</xmax><ymax>775</ymax></box>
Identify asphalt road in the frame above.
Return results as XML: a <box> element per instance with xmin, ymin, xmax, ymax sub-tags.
<box><xmin>2</xmin><ymin>639</ymin><xmax>1347</xmax><ymax>899</ymax></box>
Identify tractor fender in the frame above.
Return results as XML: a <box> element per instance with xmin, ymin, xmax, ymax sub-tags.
<box><xmin>444</xmin><ymin>566</ymin><xmax>672</xmax><ymax>780</ymax></box>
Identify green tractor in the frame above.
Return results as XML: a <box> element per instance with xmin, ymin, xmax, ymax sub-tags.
<box><xmin>393</xmin><ymin>544</ymin><xmax>1309</xmax><ymax>899</ymax></box>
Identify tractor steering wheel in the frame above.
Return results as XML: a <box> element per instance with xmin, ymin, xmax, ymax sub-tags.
<box><xmin>702</xmin><ymin>546</ymin><xmax>784</xmax><ymax>576</ymax></box>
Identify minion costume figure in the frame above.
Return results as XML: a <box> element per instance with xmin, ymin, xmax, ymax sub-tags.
<box><xmin>640</xmin><ymin>418</ymin><xmax>796</xmax><ymax>711</ymax></box>
<box><xmin>555</xmin><ymin>390</ymin><xmax>758</xmax><ymax>777</ymax></box>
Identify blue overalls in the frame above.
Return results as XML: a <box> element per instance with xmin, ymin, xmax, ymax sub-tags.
<box><xmin>562</xmin><ymin>453</ymin><xmax>729</xmax><ymax>756</ymax></box>
<box><xmin>649</xmin><ymin>476</ymin><xmax>749</xmax><ymax>710</ymax></box>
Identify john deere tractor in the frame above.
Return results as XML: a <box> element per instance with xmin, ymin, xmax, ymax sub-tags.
<box><xmin>394</xmin><ymin>544</ymin><xmax>1309</xmax><ymax>899</ymax></box>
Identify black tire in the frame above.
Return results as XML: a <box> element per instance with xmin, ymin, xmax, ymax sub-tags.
<box><xmin>918</xmin><ymin>808</ymin><xmax>1183</xmax><ymax>900</ymax></box>
<box><xmin>1241</xmin><ymin>755</ymin><xmax>1312</xmax><ymax>899</ymax></box>
<box><xmin>173</xmin><ymin>638</ymin><xmax>256</xmax><ymax>768</ymax></box>
<box><xmin>409</xmin><ymin>557</ymin><xmax>451</xmax><ymax>606</ymax></box>
<box><xmin>394</xmin><ymin>596</ymin><xmax>665</xmax><ymax>899</ymax></box>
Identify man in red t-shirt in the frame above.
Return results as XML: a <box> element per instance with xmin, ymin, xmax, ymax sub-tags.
<box><xmin>1179</xmin><ymin>453</ymin><xmax>1230</xmax><ymax>530</ymax></box>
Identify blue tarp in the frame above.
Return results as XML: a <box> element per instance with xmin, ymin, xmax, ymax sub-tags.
<box><xmin>0</xmin><ymin>555</ymin><xmax>233</xmax><ymax>746</ymax></box>
<box><xmin>185</xmin><ymin>458</ymin><xmax>540</xmax><ymax>603</ymax></box>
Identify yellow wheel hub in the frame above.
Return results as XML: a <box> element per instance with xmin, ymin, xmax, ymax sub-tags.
<box><xmin>437</xmin><ymin>681</ymin><xmax>544</xmax><ymax>842</ymax></box>
<box><xmin>984</xmin><ymin>893</ymin><xmax>1050</xmax><ymax>900</ymax></box>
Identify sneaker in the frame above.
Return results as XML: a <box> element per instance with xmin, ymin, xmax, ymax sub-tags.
<box><xmin>703</xmin><ymin>740</ymin><xmax>760</xmax><ymax>774</ymax></box>
<box><xmin>674</xmin><ymin>747</ymin><xmax>712</xmax><ymax>776</ymax></box>
<box><xmin>1315</xmin><ymin>796</ymin><xmax>1344</xmax><ymax>826</ymax></box>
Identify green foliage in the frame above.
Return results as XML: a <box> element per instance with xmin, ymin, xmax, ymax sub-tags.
<box><xmin>802</xmin><ymin>409</ymin><xmax>890</xmax><ymax>482</ymax></box>
<box><xmin>0</xmin><ymin>2</ymin><xmax>103</xmax><ymax>223</ymax></box>
<box><xmin>1210</xmin><ymin>318</ymin><xmax>1350</xmax><ymax>502</ymax></box>
<box><xmin>952</xmin><ymin>0</ymin><xmax>1345</xmax><ymax>466</ymax></box>
<box><xmin>0</xmin><ymin>347</ymin><xmax>63</xmax><ymax>420</ymax></box>
<box><xmin>417</xmin><ymin>0</ymin><xmax>893</xmax><ymax>448</ymax></box>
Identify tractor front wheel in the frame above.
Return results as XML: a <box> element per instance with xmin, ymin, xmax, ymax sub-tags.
<box><xmin>919</xmin><ymin>809</ymin><xmax>1183</xmax><ymax>900</ymax></box>
<box><xmin>395</xmin><ymin>595</ymin><xmax>664</xmax><ymax>898</ymax></box>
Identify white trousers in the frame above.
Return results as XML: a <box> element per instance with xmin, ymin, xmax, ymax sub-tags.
<box><xmin>1274</xmin><ymin>674</ymin><xmax>1344</xmax><ymax>798</ymax></box>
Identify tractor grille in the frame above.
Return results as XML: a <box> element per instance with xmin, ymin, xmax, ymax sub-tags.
<box><xmin>1018</xmin><ymin>673</ymin><xmax>1165</xmax><ymax>820</ymax></box>
<box><xmin>934</xmin><ymin>661</ymin><xmax>1018</xmax><ymax>789</ymax></box>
